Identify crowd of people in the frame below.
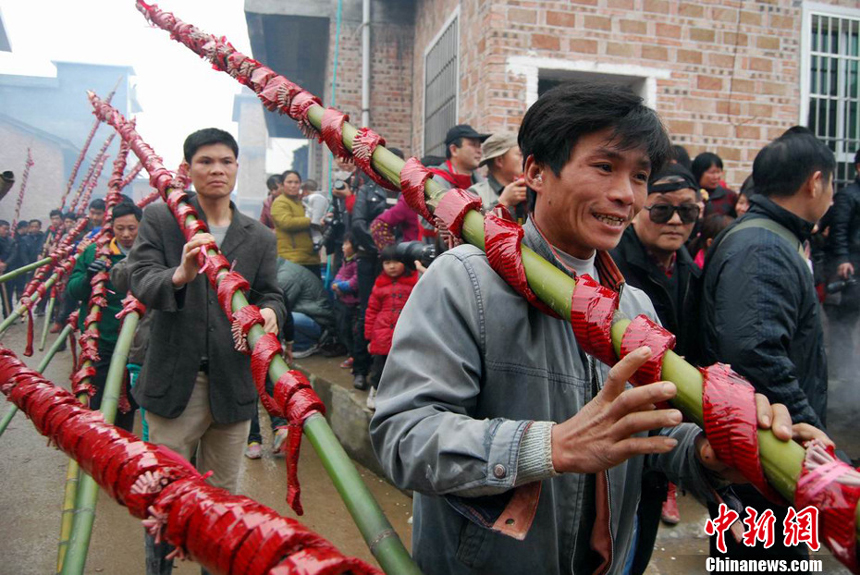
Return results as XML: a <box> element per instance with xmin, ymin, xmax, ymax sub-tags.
<box><xmin>3</xmin><ymin>81</ymin><xmax>858</xmax><ymax>575</ymax></box>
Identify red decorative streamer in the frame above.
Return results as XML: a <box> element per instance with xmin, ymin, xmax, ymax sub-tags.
<box><xmin>569</xmin><ymin>274</ymin><xmax>619</xmax><ymax>367</ymax></box>
<box><xmin>320</xmin><ymin>108</ymin><xmax>351</xmax><ymax>163</ymax></box>
<box><xmin>399</xmin><ymin>157</ymin><xmax>435</xmax><ymax>223</ymax></box>
<box><xmin>352</xmin><ymin>127</ymin><xmax>398</xmax><ymax>191</ymax></box>
<box><xmin>618</xmin><ymin>314</ymin><xmax>676</xmax><ymax>387</ymax></box>
<box><xmin>10</xmin><ymin>149</ymin><xmax>34</xmax><ymax>232</ymax></box>
<box><xmin>434</xmin><ymin>188</ymin><xmax>483</xmax><ymax>240</ymax></box>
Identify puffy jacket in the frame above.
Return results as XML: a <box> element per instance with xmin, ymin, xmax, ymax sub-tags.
<box><xmin>826</xmin><ymin>176</ymin><xmax>860</xmax><ymax>267</ymax></box>
<box><xmin>699</xmin><ymin>195</ymin><xmax>827</xmax><ymax>429</ymax></box>
<box><xmin>370</xmin><ymin>220</ymin><xmax>719</xmax><ymax>575</ymax></box>
<box><xmin>364</xmin><ymin>270</ymin><xmax>418</xmax><ymax>355</ymax></box>
<box><xmin>277</xmin><ymin>258</ymin><xmax>335</xmax><ymax>331</ymax></box>
<box><xmin>271</xmin><ymin>194</ymin><xmax>319</xmax><ymax>266</ymax></box>
<box><xmin>332</xmin><ymin>256</ymin><xmax>359</xmax><ymax>307</ymax></box>
<box><xmin>370</xmin><ymin>196</ymin><xmax>420</xmax><ymax>251</ymax></box>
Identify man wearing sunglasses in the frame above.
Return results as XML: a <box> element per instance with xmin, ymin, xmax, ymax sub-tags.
<box><xmin>610</xmin><ymin>163</ymin><xmax>702</xmax><ymax>573</ymax></box>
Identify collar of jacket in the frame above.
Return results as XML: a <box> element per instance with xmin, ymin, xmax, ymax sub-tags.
<box><xmin>188</xmin><ymin>194</ymin><xmax>252</xmax><ymax>258</ymax></box>
<box><xmin>373</xmin><ymin>270</ymin><xmax>418</xmax><ymax>288</ymax></box>
<box><xmin>487</xmin><ymin>173</ymin><xmax>504</xmax><ymax>196</ymax></box>
<box><xmin>522</xmin><ymin>219</ymin><xmax>625</xmax><ymax>292</ymax></box>
<box><xmin>618</xmin><ymin>225</ymin><xmax>700</xmax><ymax>281</ymax></box>
<box><xmin>748</xmin><ymin>194</ymin><xmax>815</xmax><ymax>242</ymax></box>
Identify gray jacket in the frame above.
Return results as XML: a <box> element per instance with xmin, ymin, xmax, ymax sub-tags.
<box><xmin>370</xmin><ymin>220</ymin><xmax>718</xmax><ymax>575</ymax></box>
<box><xmin>277</xmin><ymin>257</ymin><xmax>336</xmax><ymax>331</ymax></box>
<box><xmin>128</xmin><ymin>197</ymin><xmax>286</xmax><ymax>424</ymax></box>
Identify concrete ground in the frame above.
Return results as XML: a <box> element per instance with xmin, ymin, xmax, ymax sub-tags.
<box><xmin>0</xmin><ymin>319</ymin><xmax>857</xmax><ymax>574</ymax></box>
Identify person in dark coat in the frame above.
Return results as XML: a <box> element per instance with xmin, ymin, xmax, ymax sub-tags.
<box><xmin>692</xmin><ymin>152</ymin><xmax>738</xmax><ymax>217</ymax></box>
<box><xmin>824</xmin><ymin>149</ymin><xmax>860</xmax><ymax>380</ymax></box>
<box><xmin>699</xmin><ymin>128</ymin><xmax>834</xmax><ymax>567</ymax></box>
<box><xmin>127</xmin><ymin>128</ymin><xmax>285</xmax><ymax>575</ymax></box>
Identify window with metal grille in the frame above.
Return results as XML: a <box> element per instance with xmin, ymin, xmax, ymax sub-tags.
<box><xmin>423</xmin><ymin>12</ymin><xmax>459</xmax><ymax>158</ymax></box>
<box><xmin>804</xmin><ymin>9</ymin><xmax>860</xmax><ymax>188</ymax></box>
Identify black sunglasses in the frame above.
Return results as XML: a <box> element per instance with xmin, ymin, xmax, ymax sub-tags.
<box><xmin>644</xmin><ymin>203</ymin><xmax>700</xmax><ymax>224</ymax></box>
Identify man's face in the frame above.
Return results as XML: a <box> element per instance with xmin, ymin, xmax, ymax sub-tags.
<box><xmin>50</xmin><ymin>215</ymin><xmax>62</xmax><ymax>228</ymax></box>
<box><xmin>29</xmin><ymin>221</ymin><xmax>41</xmax><ymax>234</ymax></box>
<box><xmin>451</xmin><ymin>138</ymin><xmax>483</xmax><ymax>172</ymax></box>
<box><xmin>189</xmin><ymin>143</ymin><xmax>238</xmax><ymax>200</ymax></box>
<box><xmin>633</xmin><ymin>189</ymin><xmax>698</xmax><ymax>256</ymax></box>
<box><xmin>112</xmin><ymin>214</ymin><xmax>140</xmax><ymax>250</ymax></box>
<box><xmin>493</xmin><ymin>146</ymin><xmax>524</xmax><ymax>184</ymax></box>
<box><xmin>64</xmin><ymin>218</ymin><xmax>76</xmax><ymax>231</ymax></box>
<box><xmin>88</xmin><ymin>209</ymin><xmax>105</xmax><ymax>227</ymax></box>
<box><xmin>527</xmin><ymin>128</ymin><xmax>651</xmax><ymax>259</ymax></box>
<box><xmin>0</xmin><ymin>225</ymin><xmax>8</xmax><ymax>239</ymax></box>
<box><xmin>283</xmin><ymin>173</ymin><xmax>302</xmax><ymax>198</ymax></box>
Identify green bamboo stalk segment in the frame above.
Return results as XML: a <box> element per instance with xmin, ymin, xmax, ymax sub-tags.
<box><xmin>0</xmin><ymin>274</ymin><xmax>59</xmax><ymax>336</ymax></box>
<box><xmin>56</xmin><ymin>460</ymin><xmax>81</xmax><ymax>573</ymax></box>
<box><xmin>62</xmin><ymin>312</ymin><xmax>139</xmax><ymax>575</ymax></box>
<box><xmin>0</xmin><ymin>257</ymin><xmax>52</xmax><ymax>284</ymax></box>
<box><xmin>0</xmin><ymin>323</ymin><xmax>73</xmax><ymax>440</ymax></box>
<box><xmin>39</xmin><ymin>296</ymin><xmax>57</xmax><ymax>351</ymax></box>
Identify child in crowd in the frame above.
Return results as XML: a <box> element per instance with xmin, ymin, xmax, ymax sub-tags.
<box><xmin>690</xmin><ymin>213</ymin><xmax>735</xmax><ymax>268</ymax></box>
<box><xmin>363</xmin><ymin>245</ymin><xmax>418</xmax><ymax>410</ymax></box>
<box><xmin>331</xmin><ymin>234</ymin><xmax>360</xmax><ymax>370</ymax></box>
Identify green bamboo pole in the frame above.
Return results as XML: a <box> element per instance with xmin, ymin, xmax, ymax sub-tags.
<box><xmin>0</xmin><ymin>274</ymin><xmax>59</xmax><ymax>336</ymax></box>
<box><xmin>61</xmin><ymin>312</ymin><xmax>139</xmax><ymax>575</ymax></box>
<box><xmin>39</xmin><ymin>296</ymin><xmax>57</xmax><ymax>351</ymax></box>
<box><xmin>0</xmin><ymin>323</ymin><xmax>74</xmax><ymax>440</ymax></box>
<box><xmin>0</xmin><ymin>257</ymin><xmax>52</xmax><ymax>284</ymax></box>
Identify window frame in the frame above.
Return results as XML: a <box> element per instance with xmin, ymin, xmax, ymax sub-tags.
<box><xmin>422</xmin><ymin>6</ymin><xmax>460</xmax><ymax>158</ymax></box>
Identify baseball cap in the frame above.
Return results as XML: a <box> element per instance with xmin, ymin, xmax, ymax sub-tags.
<box><xmin>444</xmin><ymin>124</ymin><xmax>491</xmax><ymax>147</ymax></box>
<box><xmin>479</xmin><ymin>133</ymin><xmax>518</xmax><ymax>167</ymax></box>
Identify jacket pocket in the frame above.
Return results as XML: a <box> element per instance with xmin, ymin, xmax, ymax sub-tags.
<box><xmin>456</xmin><ymin>518</ymin><xmax>494</xmax><ymax>569</ymax></box>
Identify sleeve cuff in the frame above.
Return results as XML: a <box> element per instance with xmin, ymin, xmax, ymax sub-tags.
<box><xmin>514</xmin><ymin>421</ymin><xmax>559</xmax><ymax>486</ymax></box>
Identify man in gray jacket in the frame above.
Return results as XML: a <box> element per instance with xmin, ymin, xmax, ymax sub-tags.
<box><xmin>370</xmin><ymin>84</ymin><xmax>819</xmax><ymax>575</ymax></box>
<box><xmin>128</xmin><ymin>128</ymin><xmax>285</xmax><ymax>575</ymax></box>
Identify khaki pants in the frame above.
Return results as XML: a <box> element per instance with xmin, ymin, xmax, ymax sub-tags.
<box><xmin>146</xmin><ymin>371</ymin><xmax>250</xmax><ymax>493</ymax></box>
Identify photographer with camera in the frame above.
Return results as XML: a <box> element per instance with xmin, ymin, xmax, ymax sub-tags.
<box><xmin>825</xmin><ymin>149</ymin><xmax>860</xmax><ymax>380</ymax></box>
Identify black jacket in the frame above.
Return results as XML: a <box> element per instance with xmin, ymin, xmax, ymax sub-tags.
<box><xmin>826</xmin><ymin>176</ymin><xmax>860</xmax><ymax>267</ymax></box>
<box><xmin>351</xmin><ymin>182</ymin><xmax>396</xmax><ymax>257</ymax></box>
<box><xmin>611</xmin><ymin>225</ymin><xmax>701</xmax><ymax>357</ymax></box>
<box><xmin>699</xmin><ymin>195</ymin><xmax>827</xmax><ymax>429</ymax></box>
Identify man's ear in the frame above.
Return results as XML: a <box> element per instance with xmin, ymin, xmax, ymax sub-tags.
<box><xmin>524</xmin><ymin>155</ymin><xmax>543</xmax><ymax>193</ymax></box>
<box><xmin>806</xmin><ymin>170</ymin><xmax>823</xmax><ymax>199</ymax></box>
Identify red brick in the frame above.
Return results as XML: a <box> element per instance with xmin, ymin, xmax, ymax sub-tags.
<box><xmin>749</xmin><ymin>103</ymin><xmax>773</xmax><ymax>117</ymax></box>
<box><xmin>570</xmin><ymin>38</ymin><xmax>599</xmax><ymax>54</ymax></box>
<box><xmin>509</xmin><ymin>8</ymin><xmax>537</xmax><ymax>24</ymax></box>
<box><xmin>708</xmin><ymin>53</ymin><xmax>734</xmax><ymax>68</ymax></box>
<box><xmin>657</xmin><ymin>23</ymin><xmax>682</xmax><ymax>39</ymax></box>
<box><xmin>642</xmin><ymin>45</ymin><xmax>668</xmax><ymax>60</ymax></box>
<box><xmin>607</xmin><ymin>0</ymin><xmax>634</xmax><ymax>8</ymax></box>
<box><xmin>697</xmin><ymin>75</ymin><xmax>723</xmax><ymax>91</ymax></box>
<box><xmin>532</xmin><ymin>34</ymin><xmax>560</xmax><ymax>51</ymax></box>
<box><xmin>736</xmin><ymin>125</ymin><xmax>760</xmax><ymax>139</ymax></box>
<box><xmin>740</xmin><ymin>11</ymin><xmax>762</xmax><ymax>26</ymax></box>
<box><xmin>679</xmin><ymin>3</ymin><xmax>704</xmax><ymax>18</ymax></box>
<box><xmin>712</xmin><ymin>7</ymin><xmax>737</xmax><ymax>23</ymax></box>
<box><xmin>770</xmin><ymin>14</ymin><xmax>794</xmax><ymax>29</ymax></box>
<box><xmin>724</xmin><ymin>32</ymin><xmax>749</xmax><ymax>46</ymax></box>
<box><xmin>584</xmin><ymin>15</ymin><xmax>612</xmax><ymax>32</ymax></box>
<box><xmin>690</xmin><ymin>28</ymin><xmax>715</xmax><ymax>42</ymax></box>
<box><xmin>546</xmin><ymin>10</ymin><xmax>576</xmax><ymax>27</ymax></box>
<box><xmin>716</xmin><ymin>146</ymin><xmax>741</xmax><ymax>162</ymax></box>
<box><xmin>703</xmin><ymin>122</ymin><xmax>731</xmax><ymax>137</ymax></box>
<box><xmin>749</xmin><ymin>57</ymin><xmax>772</xmax><ymax>73</ymax></box>
<box><xmin>644</xmin><ymin>0</ymin><xmax>669</xmax><ymax>13</ymax></box>
<box><xmin>668</xmin><ymin>119</ymin><xmax>695</xmax><ymax>134</ymax></box>
<box><xmin>716</xmin><ymin>101</ymin><xmax>743</xmax><ymax>116</ymax></box>
<box><xmin>682</xmin><ymin>98</ymin><xmax>716</xmax><ymax>113</ymax></box>
<box><xmin>731</xmin><ymin>79</ymin><xmax>755</xmax><ymax>94</ymax></box>
<box><xmin>757</xmin><ymin>36</ymin><xmax>780</xmax><ymax>50</ymax></box>
<box><xmin>607</xmin><ymin>42</ymin><xmax>636</xmax><ymax>57</ymax></box>
<box><xmin>620</xmin><ymin>19</ymin><xmax>647</xmax><ymax>34</ymax></box>
<box><xmin>678</xmin><ymin>49</ymin><xmax>702</xmax><ymax>64</ymax></box>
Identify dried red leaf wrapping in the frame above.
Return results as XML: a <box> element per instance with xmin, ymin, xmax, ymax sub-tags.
<box><xmin>484</xmin><ymin>207</ymin><xmax>560</xmax><ymax>318</ymax></box>
<box><xmin>288</xmin><ymin>92</ymin><xmax>323</xmax><ymax>140</ymax></box>
<box><xmin>434</xmin><ymin>188</ymin><xmax>483</xmax><ymax>240</ymax></box>
<box><xmin>352</xmin><ymin>127</ymin><xmax>398</xmax><ymax>191</ymax></box>
<box><xmin>399</xmin><ymin>157</ymin><xmax>435</xmax><ymax>223</ymax></box>
<box><xmin>618</xmin><ymin>314</ymin><xmax>676</xmax><ymax>386</ymax></box>
<box><xmin>250</xmin><ymin>334</ymin><xmax>284</xmax><ymax>418</ymax></box>
<box><xmin>569</xmin><ymin>274</ymin><xmax>619</xmax><ymax>367</ymax></box>
<box><xmin>116</xmin><ymin>295</ymin><xmax>146</xmax><ymax>321</ymax></box>
<box><xmin>701</xmin><ymin>363</ymin><xmax>784</xmax><ymax>504</ymax></box>
<box><xmin>320</xmin><ymin>108</ymin><xmax>351</xmax><ymax>163</ymax></box>
<box><xmin>217</xmin><ymin>272</ymin><xmax>251</xmax><ymax>321</ymax></box>
<box><xmin>70</xmin><ymin>365</ymin><xmax>97</xmax><ymax>397</ymax></box>
<box><xmin>231</xmin><ymin>305</ymin><xmax>264</xmax><ymax>354</ymax></box>
<box><xmin>795</xmin><ymin>444</ymin><xmax>860</xmax><ymax>572</ymax></box>
<box><xmin>23</xmin><ymin>305</ymin><xmax>35</xmax><ymax>357</ymax></box>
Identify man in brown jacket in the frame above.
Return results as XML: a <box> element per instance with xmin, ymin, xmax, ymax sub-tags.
<box><xmin>128</xmin><ymin>128</ymin><xmax>285</xmax><ymax>575</ymax></box>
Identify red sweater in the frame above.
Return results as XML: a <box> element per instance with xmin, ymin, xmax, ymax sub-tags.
<box><xmin>364</xmin><ymin>271</ymin><xmax>418</xmax><ymax>355</ymax></box>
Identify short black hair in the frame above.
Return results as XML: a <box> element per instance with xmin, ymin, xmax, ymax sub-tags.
<box><xmin>519</xmin><ymin>81</ymin><xmax>670</xmax><ymax>209</ymax></box>
<box><xmin>111</xmin><ymin>202</ymin><xmax>142</xmax><ymax>221</ymax></box>
<box><xmin>445</xmin><ymin>138</ymin><xmax>463</xmax><ymax>160</ymax></box>
<box><xmin>183</xmin><ymin>128</ymin><xmax>239</xmax><ymax>163</ymax></box>
<box><xmin>380</xmin><ymin>244</ymin><xmax>400</xmax><ymax>263</ymax></box>
<box><xmin>16</xmin><ymin>221</ymin><xmax>28</xmax><ymax>230</ymax></box>
<box><xmin>29</xmin><ymin>219</ymin><xmax>41</xmax><ymax>226</ymax></box>
<box><xmin>50</xmin><ymin>209</ymin><xmax>63</xmax><ymax>218</ymax></box>
<box><xmin>89</xmin><ymin>199</ymin><xmax>106</xmax><ymax>211</ymax></box>
<box><xmin>388</xmin><ymin>147</ymin><xmax>405</xmax><ymax>160</ymax></box>
<box><xmin>420</xmin><ymin>154</ymin><xmax>445</xmax><ymax>168</ymax></box>
<box><xmin>753</xmin><ymin>130</ymin><xmax>835</xmax><ymax>198</ymax></box>
<box><xmin>670</xmin><ymin>145</ymin><xmax>692</xmax><ymax>171</ymax></box>
<box><xmin>739</xmin><ymin>175</ymin><xmax>755</xmax><ymax>198</ymax></box>
<box><xmin>691</xmin><ymin>152</ymin><xmax>723</xmax><ymax>186</ymax></box>
<box><xmin>0</xmin><ymin>220</ymin><xmax>9</xmax><ymax>227</ymax></box>
<box><xmin>281</xmin><ymin>169</ymin><xmax>301</xmax><ymax>182</ymax></box>
<box><xmin>64</xmin><ymin>212</ymin><xmax>77</xmax><ymax>221</ymax></box>
<box><xmin>266</xmin><ymin>174</ymin><xmax>283</xmax><ymax>191</ymax></box>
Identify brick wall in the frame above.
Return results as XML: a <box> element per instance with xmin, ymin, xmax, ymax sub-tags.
<box><xmin>410</xmin><ymin>0</ymin><xmax>859</xmax><ymax>188</ymax></box>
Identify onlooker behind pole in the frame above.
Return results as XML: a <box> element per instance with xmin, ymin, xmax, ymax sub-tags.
<box><xmin>278</xmin><ymin>257</ymin><xmax>336</xmax><ymax>359</ymax></box>
<box><xmin>688</xmin><ymin>213</ymin><xmax>735</xmax><ymax>269</ymax></box>
<box><xmin>370</xmin><ymin>185</ymin><xmax>420</xmax><ymax>251</ymax></box>
<box><xmin>735</xmin><ymin>175</ymin><xmax>754</xmax><ymax>217</ymax></box>
<box><xmin>271</xmin><ymin>169</ymin><xmax>321</xmax><ymax>277</ymax></box>
<box><xmin>669</xmin><ymin>144</ymin><xmax>692</xmax><ymax>171</ymax></box>
<box><xmin>610</xmin><ymin>163</ymin><xmax>702</xmax><ymax>573</ymax></box>
<box><xmin>67</xmin><ymin>202</ymin><xmax>143</xmax><ymax>432</ymax></box>
<box><xmin>323</xmin><ymin>161</ymin><xmax>363</xmax><ymax>276</ymax></box>
<box><xmin>349</xmin><ymin>147</ymin><xmax>404</xmax><ymax>391</ymax></box>
<box><xmin>85</xmin><ymin>199</ymin><xmax>106</xmax><ymax>236</ymax></box>
<box><xmin>259</xmin><ymin>173</ymin><xmax>283</xmax><ymax>230</ymax></box>
<box><xmin>468</xmin><ymin>132</ymin><xmax>528</xmax><ymax>224</ymax></box>
<box><xmin>0</xmin><ymin>220</ymin><xmax>13</xmax><ymax>317</ymax></box>
<box><xmin>330</xmin><ymin>234</ymin><xmax>360</xmax><ymax>370</ymax></box>
<box><xmin>363</xmin><ymin>244</ymin><xmax>418</xmax><ymax>411</ymax></box>
<box><xmin>692</xmin><ymin>152</ymin><xmax>737</xmax><ymax>217</ymax></box>
<box><xmin>824</xmin><ymin>148</ymin><xmax>860</xmax><ymax>380</ymax></box>
<box><xmin>699</xmin><ymin>127</ymin><xmax>834</xmax><ymax>566</ymax></box>
<box><xmin>301</xmin><ymin>178</ymin><xmax>328</xmax><ymax>253</ymax></box>
<box><xmin>7</xmin><ymin>221</ymin><xmax>32</xmax><ymax>303</ymax></box>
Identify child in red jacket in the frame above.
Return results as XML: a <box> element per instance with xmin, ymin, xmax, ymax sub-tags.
<box><xmin>364</xmin><ymin>244</ymin><xmax>418</xmax><ymax>410</ymax></box>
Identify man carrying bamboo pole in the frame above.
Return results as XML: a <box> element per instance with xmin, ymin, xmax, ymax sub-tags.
<box><xmin>370</xmin><ymin>83</ymin><xmax>828</xmax><ymax>575</ymax></box>
<box><xmin>127</xmin><ymin>128</ymin><xmax>285</xmax><ymax>575</ymax></box>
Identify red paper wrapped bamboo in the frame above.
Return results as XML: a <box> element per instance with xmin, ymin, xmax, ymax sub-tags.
<box><xmin>10</xmin><ymin>149</ymin><xmax>34</xmax><ymax>232</ymax></box>
<box><xmin>68</xmin><ymin>132</ymin><xmax>115</xmax><ymax>217</ymax></box>
<box><xmin>0</xmin><ymin>345</ymin><xmax>380</xmax><ymax>575</ymax></box>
